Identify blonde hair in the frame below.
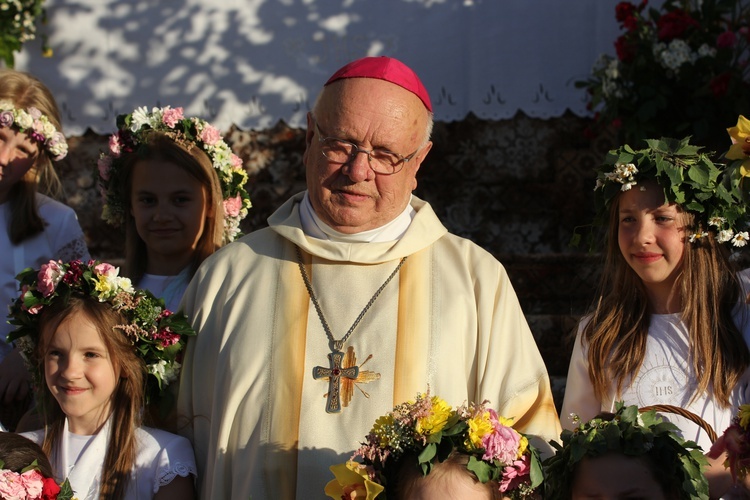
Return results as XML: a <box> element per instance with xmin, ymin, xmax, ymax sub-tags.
<box><xmin>36</xmin><ymin>295</ymin><xmax>145</xmax><ymax>500</ymax></box>
<box><xmin>119</xmin><ymin>132</ymin><xmax>224</xmax><ymax>284</ymax></box>
<box><xmin>0</xmin><ymin>69</ymin><xmax>65</xmax><ymax>244</ymax></box>
<box><xmin>583</xmin><ymin>194</ymin><xmax>749</xmax><ymax>407</ymax></box>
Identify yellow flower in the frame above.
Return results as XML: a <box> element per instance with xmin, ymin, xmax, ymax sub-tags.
<box><xmin>739</xmin><ymin>404</ymin><xmax>750</xmax><ymax>429</ymax></box>
<box><xmin>726</xmin><ymin>115</ymin><xmax>750</xmax><ymax>177</ymax></box>
<box><xmin>94</xmin><ymin>275</ymin><xmax>115</xmax><ymax>298</ymax></box>
<box><xmin>416</xmin><ymin>396</ymin><xmax>452</xmax><ymax>436</ymax></box>
<box><xmin>324</xmin><ymin>461</ymin><xmax>384</xmax><ymax>500</ymax></box>
<box><xmin>467</xmin><ymin>411</ymin><xmax>493</xmax><ymax>449</ymax></box>
<box><xmin>371</xmin><ymin>414</ymin><xmax>395</xmax><ymax>447</ymax></box>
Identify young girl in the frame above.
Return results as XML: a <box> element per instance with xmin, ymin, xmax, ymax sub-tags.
<box><xmin>97</xmin><ymin>106</ymin><xmax>250</xmax><ymax>312</ymax></box>
<box><xmin>7</xmin><ymin>259</ymin><xmax>197</xmax><ymax>499</ymax></box>
<box><xmin>544</xmin><ymin>403</ymin><xmax>709</xmax><ymax>500</ymax></box>
<box><xmin>0</xmin><ymin>69</ymin><xmax>90</xmax><ymax>425</ymax></box>
<box><xmin>324</xmin><ymin>391</ymin><xmax>542</xmax><ymax>500</ymax></box>
<box><xmin>562</xmin><ymin>136</ymin><xmax>750</xmax><ymax>496</ymax></box>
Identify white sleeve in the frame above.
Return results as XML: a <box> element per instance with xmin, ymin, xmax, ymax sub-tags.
<box><xmin>560</xmin><ymin>318</ymin><xmax>602</xmax><ymax>430</ymax></box>
<box><xmin>148</xmin><ymin>432</ymin><xmax>198</xmax><ymax>494</ymax></box>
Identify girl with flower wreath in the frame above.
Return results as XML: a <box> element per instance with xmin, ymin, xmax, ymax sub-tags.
<box><xmin>324</xmin><ymin>391</ymin><xmax>542</xmax><ymax>500</ymax></box>
<box><xmin>8</xmin><ymin>260</ymin><xmax>198</xmax><ymax>500</ymax></box>
<box><xmin>0</xmin><ymin>69</ymin><xmax>90</xmax><ymax>432</ymax></box>
<box><xmin>97</xmin><ymin>106</ymin><xmax>250</xmax><ymax>312</ymax></box>
<box><xmin>562</xmin><ymin>135</ymin><xmax>750</xmax><ymax>497</ymax></box>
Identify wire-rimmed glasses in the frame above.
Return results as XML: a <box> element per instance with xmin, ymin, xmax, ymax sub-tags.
<box><xmin>314</xmin><ymin>121</ymin><xmax>419</xmax><ymax>175</ymax></box>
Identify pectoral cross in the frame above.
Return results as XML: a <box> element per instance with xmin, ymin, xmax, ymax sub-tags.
<box><xmin>313</xmin><ymin>344</ymin><xmax>359</xmax><ymax>413</ymax></box>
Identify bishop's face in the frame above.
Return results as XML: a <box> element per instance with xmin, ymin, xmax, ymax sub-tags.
<box><xmin>303</xmin><ymin>77</ymin><xmax>432</xmax><ymax>234</ymax></box>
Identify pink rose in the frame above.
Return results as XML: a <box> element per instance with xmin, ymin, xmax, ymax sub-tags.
<box><xmin>98</xmin><ymin>154</ymin><xmax>112</xmax><ymax>181</ymax></box>
<box><xmin>223</xmin><ymin>194</ymin><xmax>242</xmax><ymax>217</ymax></box>
<box><xmin>199</xmin><ymin>124</ymin><xmax>221</xmax><ymax>145</ymax></box>
<box><xmin>108</xmin><ymin>133</ymin><xmax>122</xmax><ymax>157</ymax></box>
<box><xmin>0</xmin><ymin>470</ymin><xmax>26</xmax><ymax>500</ymax></box>
<box><xmin>161</xmin><ymin>106</ymin><xmax>184</xmax><ymax>128</ymax></box>
<box><xmin>94</xmin><ymin>262</ymin><xmax>116</xmax><ymax>276</ymax></box>
<box><xmin>230</xmin><ymin>153</ymin><xmax>243</xmax><ymax>168</ymax></box>
<box><xmin>27</xmin><ymin>107</ymin><xmax>42</xmax><ymax>120</ymax></box>
<box><xmin>38</xmin><ymin>260</ymin><xmax>64</xmax><ymax>297</ymax></box>
<box><xmin>20</xmin><ymin>469</ymin><xmax>45</xmax><ymax>498</ymax></box>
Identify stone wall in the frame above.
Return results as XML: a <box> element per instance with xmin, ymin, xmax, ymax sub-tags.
<box><xmin>55</xmin><ymin>112</ymin><xmax>616</xmax><ymax>409</ymax></box>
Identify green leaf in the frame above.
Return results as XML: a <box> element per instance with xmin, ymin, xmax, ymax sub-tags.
<box><xmin>466</xmin><ymin>455</ymin><xmax>492</xmax><ymax>483</ymax></box>
<box><xmin>417</xmin><ymin>443</ymin><xmax>437</xmax><ymax>465</ymax></box>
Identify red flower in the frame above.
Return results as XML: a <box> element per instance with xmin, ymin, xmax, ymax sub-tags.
<box><xmin>710</xmin><ymin>72</ymin><xmax>732</xmax><ymax>97</ymax></box>
<box><xmin>615</xmin><ymin>2</ymin><xmax>636</xmax><ymax>23</ymax></box>
<box><xmin>657</xmin><ymin>10</ymin><xmax>699</xmax><ymax>41</ymax></box>
<box><xmin>615</xmin><ymin>35</ymin><xmax>636</xmax><ymax>62</ymax></box>
<box><xmin>611</xmin><ymin>117</ymin><xmax>623</xmax><ymax>129</ymax></box>
<box><xmin>717</xmin><ymin>30</ymin><xmax>738</xmax><ymax>49</ymax></box>
<box><xmin>42</xmin><ymin>477</ymin><xmax>61</xmax><ymax>499</ymax></box>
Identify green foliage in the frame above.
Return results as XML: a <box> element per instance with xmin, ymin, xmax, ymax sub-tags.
<box><xmin>0</xmin><ymin>0</ymin><xmax>50</xmax><ymax>68</ymax></box>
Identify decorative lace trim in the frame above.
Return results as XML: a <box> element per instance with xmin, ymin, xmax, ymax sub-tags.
<box><xmin>155</xmin><ymin>462</ymin><xmax>197</xmax><ymax>491</ymax></box>
<box><xmin>56</xmin><ymin>237</ymin><xmax>88</xmax><ymax>262</ymax></box>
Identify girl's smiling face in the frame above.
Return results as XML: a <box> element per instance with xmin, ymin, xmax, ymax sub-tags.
<box><xmin>44</xmin><ymin>311</ymin><xmax>120</xmax><ymax>435</ymax></box>
<box><xmin>617</xmin><ymin>181</ymin><xmax>687</xmax><ymax>312</ymax></box>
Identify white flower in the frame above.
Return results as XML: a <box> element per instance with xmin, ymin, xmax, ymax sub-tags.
<box><xmin>129</xmin><ymin>106</ymin><xmax>151</xmax><ymax>132</ymax></box>
<box><xmin>689</xmin><ymin>231</ymin><xmax>707</xmax><ymax>243</ymax></box>
<box><xmin>717</xmin><ymin>229</ymin><xmax>734</xmax><ymax>243</ymax></box>
<box><xmin>621</xmin><ymin>182</ymin><xmax>636</xmax><ymax>191</ymax></box>
<box><xmin>733</xmin><ymin>232</ymin><xmax>749</xmax><ymax>247</ymax></box>
<box><xmin>708</xmin><ymin>216</ymin><xmax>726</xmax><ymax>227</ymax></box>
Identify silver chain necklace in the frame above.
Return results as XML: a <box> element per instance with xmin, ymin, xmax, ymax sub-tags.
<box><xmin>295</xmin><ymin>245</ymin><xmax>407</xmax><ymax>413</ymax></box>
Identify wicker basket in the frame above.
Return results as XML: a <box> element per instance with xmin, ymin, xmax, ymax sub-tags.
<box><xmin>639</xmin><ymin>404</ymin><xmax>718</xmax><ymax>443</ymax></box>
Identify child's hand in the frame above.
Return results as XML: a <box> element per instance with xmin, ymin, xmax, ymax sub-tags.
<box><xmin>0</xmin><ymin>349</ymin><xmax>31</xmax><ymax>404</ymax></box>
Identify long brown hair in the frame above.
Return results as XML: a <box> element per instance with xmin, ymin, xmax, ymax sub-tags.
<box><xmin>119</xmin><ymin>132</ymin><xmax>224</xmax><ymax>284</ymax></box>
<box><xmin>583</xmin><ymin>194</ymin><xmax>749</xmax><ymax>407</ymax></box>
<box><xmin>36</xmin><ymin>295</ymin><xmax>145</xmax><ymax>500</ymax></box>
<box><xmin>0</xmin><ymin>69</ymin><xmax>65</xmax><ymax>244</ymax></box>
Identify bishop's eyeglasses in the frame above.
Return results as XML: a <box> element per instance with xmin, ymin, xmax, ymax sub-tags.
<box><xmin>314</xmin><ymin>121</ymin><xmax>420</xmax><ymax>175</ymax></box>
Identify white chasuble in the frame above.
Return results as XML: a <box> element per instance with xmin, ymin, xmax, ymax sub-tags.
<box><xmin>177</xmin><ymin>193</ymin><xmax>561</xmax><ymax>500</ymax></box>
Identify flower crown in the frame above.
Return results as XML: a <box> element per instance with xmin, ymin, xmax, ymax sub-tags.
<box><xmin>325</xmin><ymin>392</ymin><xmax>542</xmax><ymax>500</ymax></box>
<box><xmin>6</xmin><ymin>260</ymin><xmax>196</xmax><ymax>404</ymax></box>
<box><xmin>543</xmin><ymin>403</ymin><xmax>709</xmax><ymax>500</ymax></box>
<box><xmin>573</xmin><ymin>136</ymin><xmax>750</xmax><ymax>249</ymax></box>
<box><xmin>97</xmin><ymin>106</ymin><xmax>251</xmax><ymax>243</ymax></box>
<box><xmin>0</xmin><ymin>100</ymin><xmax>68</xmax><ymax>161</ymax></box>
<box><xmin>725</xmin><ymin>115</ymin><xmax>750</xmax><ymax>205</ymax></box>
<box><xmin>0</xmin><ymin>459</ymin><xmax>73</xmax><ymax>500</ymax></box>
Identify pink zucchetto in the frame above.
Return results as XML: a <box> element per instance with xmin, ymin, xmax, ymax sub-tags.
<box><xmin>325</xmin><ymin>56</ymin><xmax>433</xmax><ymax>112</ymax></box>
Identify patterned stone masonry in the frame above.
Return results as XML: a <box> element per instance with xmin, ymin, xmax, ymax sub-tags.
<box><xmin>56</xmin><ymin>113</ymin><xmax>618</xmax><ymax>410</ymax></box>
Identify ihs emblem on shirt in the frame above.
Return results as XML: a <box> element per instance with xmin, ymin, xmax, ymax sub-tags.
<box><xmin>322</xmin><ymin>346</ymin><xmax>380</xmax><ymax>408</ymax></box>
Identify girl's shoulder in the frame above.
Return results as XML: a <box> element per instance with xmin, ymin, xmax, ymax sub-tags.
<box><xmin>134</xmin><ymin>426</ymin><xmax>197</xmax><ymax>492</ymax></box>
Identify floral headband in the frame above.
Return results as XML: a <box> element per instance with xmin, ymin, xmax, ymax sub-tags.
<box><xmin>97</xmin><ymin>106</ymin><xmax>251</xmax><ymax>243</ymax></box>
<box><xmin>6</xmin><ymin>260</ymin><xmax>196</xmax><ymax>404</ymax></box>
<box><xmin>325</xmin><ymin>392</ymin><xmax>542</xmax><ymax>500</ymax></box>
<box><xmin>0</xmin><ymin>100</ymin><xmax>68</xmax><ymax>161</ymax></box>
<box><xmin>543</xmin><ymin>403</ymin><xmax>708</xmax><ymax>500</ymax></box>
<box><xmin>0</xmin><ymin>459</ymin><xmax>73</xmax><ymax>500</ymax></box>
<box><xmin>573</xmin><ymin>136</ymin><xmax>750</xmax><ymax>249</ymax></box>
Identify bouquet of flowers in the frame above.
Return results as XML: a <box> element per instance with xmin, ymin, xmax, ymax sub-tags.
<box><xmin>578</xmin><ymin>0</ymin><xmax>750</xmax><ymax>152</ymax></box>
<box><xmin>324</xmin><ymin>392</ymin><xmax>542</xmax><ymax>500</ymax></box>
<box><xmin>0</xmin><ymin>0</ymin><xmax>52</xmax><ymax>68</ymax></box>
<box><xmin>0</xmin><ymin>460</ymin><xmax>73</xmax><ymax>500</ymax></box>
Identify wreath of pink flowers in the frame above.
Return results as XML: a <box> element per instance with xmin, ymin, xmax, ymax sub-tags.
<box><xmin>0</xmin><ymin>460</ymin><xmax>73</xmax><ymax>500</ymax></box>
<box><xmin>0</xmin><ymin>100</ymin><xmax>68</xmax><ymax>161</ymax></box>
<box><xmin>97</xmin><ymin>105</ymin><xmax>251</xmax><ymax>243</ymax></box>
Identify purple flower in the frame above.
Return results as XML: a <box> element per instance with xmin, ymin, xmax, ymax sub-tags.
<box><xmin>0</xmin><ymin>110</ymin><xmax>13</xmax><ymax>128</ymax></box>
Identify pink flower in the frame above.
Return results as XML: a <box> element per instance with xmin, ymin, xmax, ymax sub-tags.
<box><xmin>38</xmin><ymin>260</ymin><xmax>64</xmax><ymax>297</ymax></box>
<box><xmin>161</xmin><ymin>106</ymin><xmax>184</xmax><ymax>128</ymax></box>
<box><xmin>27</xmin><ymin>107</ymin><xmax>42</xmax><ymax>120</ymax></box>
<box><xmin>108</xmin><ymin>133</ymin><xmax>122</xmax><ymax>157</ymax></box>
<box><xmin>20</xmin><ymin>469</ymin><xmax>45</xmax><ymax>498</ymax></box>
<box><xmin>717</xmin><ymin>30</ymin><xmax>737</xmax><ymax>49</ymax></box>
<box><xmin>98</xmin><ymin>154</ymin><xmax>112</xmax><ymax>181</ymax></box>
<box><xmin>223</xmin><ymin>194</ymin><xmax>243</xmax><ymax>217</ymax></box>
<box><xmin>481</xmin><ymin>410</ymin><xmax>521</xmax><ymax>464</ymax></box>
<box><xmin>94</xmin><ymin>262</ymin><xmax>116</xmax><ymax>277</ymax></box>
<box><xmin>230</xmin><ymin>153</ymin><xmax>243</xmax><ymax>168</ymax></box>
<box><xmin>199</xmin><ymin>124</ymin><xmax>221</xmax><ymax>145</ymax></box>
<box><xmin>0</xmin><ymin>470</ymin><xmax>26</xmax><ymax>500</ymax></box>
<box><xmin>499</xmin><ymin>454</ymin><xmax>531</xmax><ymax>493</ymax></box>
